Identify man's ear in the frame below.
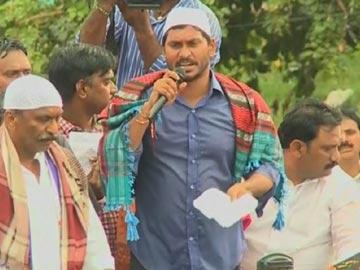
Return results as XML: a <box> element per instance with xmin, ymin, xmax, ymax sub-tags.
<box><xmin>4</xmin><ymin>110</ymin><xmax>19</xmax><ymax>129</ymax></box>
<box><xmin>209</xmin><ymin>39</ymin><xmax>216</xmax><ymax>59</ymax></box>
<box><xmin>289</xmin><ymin>139</ymin><xmax>307</xmax><ymax>158</ymax></box>
<box><xmin>75</xmin><ymin>79</ymin><xmax>88</xmax><ymax>99</ymax></box>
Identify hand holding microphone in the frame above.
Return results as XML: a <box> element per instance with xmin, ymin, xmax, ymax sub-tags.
<box><xmin>130</xmin><ymin>68</ymin><xmax>186</xmax><ymax>149</ymax></box>
<box><xmin>146</xmin><ymin>67</ymin><xmax>187</xmax><ymax>119</ymax></box>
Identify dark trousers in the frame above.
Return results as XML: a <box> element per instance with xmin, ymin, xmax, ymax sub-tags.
<box><xmin>130</xmin><ymin>253</ymin><xmax>146</xmax><ymax>270</ymax></box>
<box><xmin>130</xmin><ymin>253</ymin><xmax>239</xmax><ymax>270</ymax></box>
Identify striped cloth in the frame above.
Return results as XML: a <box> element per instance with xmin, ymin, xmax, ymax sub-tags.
<box><xmin>99</xmin><ymin>71</ymin><xmax>288</xmax><ymax>241</ymax></box>
<box><xmin>111</xmin><ymin>0</ymin><xmax>222</xmax><ymax>88</ymax></box>
<box><xmin>58</xmin><ymin>116</ymin><xmax>119</xmax><ymax>257</ymax></box>
<box><xmin>0</xmin><ymin>125</ymin><xmax>89</xmax><ymax>269</ymax></box>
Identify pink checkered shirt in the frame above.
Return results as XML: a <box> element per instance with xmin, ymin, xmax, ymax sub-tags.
<box><xmin>58</xmin><ymin>117</ymin><xmax>102</xmax><ymax>137</ymax></box>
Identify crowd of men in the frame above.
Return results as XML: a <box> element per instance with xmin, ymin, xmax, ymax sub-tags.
<box><xmin>0</xmin><ymin>1</ymin><xmax>360</xmax><ymax>269</ymax></box>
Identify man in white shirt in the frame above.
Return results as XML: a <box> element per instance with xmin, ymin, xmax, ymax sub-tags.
<box><xmin>241</xmin><ymin>100</ymin><xmax>360</xmax><ymax>270</ymax></box>
<box><xmin>338</xmin><ymin>106</ymin><xmax>360</xmax><ymax>181</ymax></box>
<box><xmin>0</xmin><ymin>75</ymin><xmax>114</xmax><ymax>270</ymax></box>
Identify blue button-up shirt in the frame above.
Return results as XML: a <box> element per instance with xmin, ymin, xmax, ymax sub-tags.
<box><xmin>111</xmin><ymin>0</ymin><xmax>222</xmax><ymax>88</ymax></box>
<box><xmin>130</xmin><ymin>73</ymin><xmax>279</xmax><ymax>270</ymax></box>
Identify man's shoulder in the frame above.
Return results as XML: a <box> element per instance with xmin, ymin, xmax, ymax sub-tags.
<box><xmin>323</xmin><ymin>166</ymin><xmax>360</xmax><ymax>208</ymax></box>
<box><xmin>215</xmin><ymin>73</ymin><xmax>270</xmax><ymax>110</ymax></box>
<box><xmin>214</xmin><ymin>73</ymin><xmax>260</xmax><ymax>93</ymax></box>
<box><xmin>325</xmin><ymin>166</ymin><xmax>358</xmax><ymax>187</ymax></box>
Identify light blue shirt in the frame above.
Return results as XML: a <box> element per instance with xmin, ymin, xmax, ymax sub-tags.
<box><xmin>129</xmin><ymin>73</ymin><xmax>279</xmax><ymax>270</ymax></box>
<box><xmin>112</xmin><ymin>0</ymin><xmax>222</xmax><ymax>88</ymax></box>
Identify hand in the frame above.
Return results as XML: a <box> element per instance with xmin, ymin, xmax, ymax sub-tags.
<box><xmin>97</xmin><ymin>0</ymin><xmax>117</xmax><ymax>11</ymax></box>
<box><xmin>116</xmin><ymin>0</ymin><xmax>150</xmax><ymax>30</ymax></box>
<box><xmin>87</xmin><ymin>157</ymin><xmax>105</xmax><ymax>200</ymax></box>
<box><xmin>227</xmin><ymin>182</ymin><xmax>250</xmax><ymax>201</ymax></box>
<box><xmin>143</xmin><ymin>69</ymin><xmax>187</xmax><ymax>114</ymax></box>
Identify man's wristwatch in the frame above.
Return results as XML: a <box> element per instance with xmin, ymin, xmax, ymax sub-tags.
<box><xmin>95</xmin><ymin>2</ymin><xmax>112</xmax><ymax>17</ymax></box>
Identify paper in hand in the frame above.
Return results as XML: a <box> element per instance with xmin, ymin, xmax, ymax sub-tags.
<box><xmin>193</xmin><ymin>188</ymin><xmax>258</xmax><ymax>228</ymax></box>
<box><xmin>67</xmin><ymin>132</ymin><xmax>102</xmax><ymax>175</ymax></box>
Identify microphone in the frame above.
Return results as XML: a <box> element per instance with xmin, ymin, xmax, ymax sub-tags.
<box><xmin>149</xmin><ymin>67</ymin><xmax>186</xmax><ymax>119</ymax></box>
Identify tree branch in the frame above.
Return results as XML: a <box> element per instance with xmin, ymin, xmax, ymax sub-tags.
<box><xmin>21</xmin><ymin>5</ymin><xmax>64</xmax><ymax>25</ymax></box>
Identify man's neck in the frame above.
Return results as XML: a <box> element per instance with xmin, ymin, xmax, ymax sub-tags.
<box><xmin>179</xmin><ymin>73</ymin><xmax>211</xmax><ymax>108</ymax></box>
<box><xmin>284</xmin><ymin>156</ymin><xmax>306</xmax><ymax>186</ymax></box>
<box><xmin>339</xmin><ymin>159</ymin><xmax>360</xmax><ymax>178</ymax></box>
<box><xmin>62</xmin><ymin>103</ymin><xmax>94</xmax><ymax>131</ymax></box>
<box><xmin>17</xmin><ymin>151</ymin><xmax>41</xmax><ymax>179</ymax></box>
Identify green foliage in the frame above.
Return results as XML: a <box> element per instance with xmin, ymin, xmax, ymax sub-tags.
<box><xmin>0</xmin><ymin>0</ymin><xmax>89</xmax><ymax>75</ymax></box>
<box><xmin>205</xmin><ymin>0</ymin><xmax>360</xmax><ymax>116</ymax></box>
<box><xmin>313</xmin><ymin>47</ymin><xmax>360</xmax><ymax>110</ymax></box>
<box><xmin>1</xmin><ymin>0</ymin><xmax>360</xmax><ymax>120</ymax></box>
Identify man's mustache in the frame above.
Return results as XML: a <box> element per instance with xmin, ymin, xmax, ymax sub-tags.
<box><xmin>338</xmin><ymin>142</ymin><xmax>353</xmax><ymax>150</ymax></box>
<box><xmin>176</xmin><ymin>59</ymin><xmax>196</xmax><ymax>66</ymax></box>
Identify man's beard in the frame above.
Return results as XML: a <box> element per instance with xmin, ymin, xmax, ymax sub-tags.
<box><xmin>173</xmin><ymin>62</ymin><xmax>210</xmax><ymax>83</ymax></box>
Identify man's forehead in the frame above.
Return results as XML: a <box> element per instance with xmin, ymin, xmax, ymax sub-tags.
<box><xmin>166</xmin><ymin>26</ymin><xmax>204</xmax><ymax>39</ymax></box>
<box><xmin>101</xmin><ymin>69</ymin><xmax>114</xmax><ymax>77</ymax></box>
<box><xmin>341</xmin><ymin>118</ymin><xmax>359</xmax><ymax>129</ymax></box>
<box><xmin>315</xmin><ymin>125</ymin><xmax>341</xmax><ymax>143</ymax></box>
<box><xmin>0</xmin><ymin>50</ymin><xmax>31</xmax><ymax>70</ymax></box>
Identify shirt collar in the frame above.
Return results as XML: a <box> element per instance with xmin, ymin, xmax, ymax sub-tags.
<box><xmin>59</xmin><ymin>116</ymin><xmax>101</xmax><ymax>137</ymax></box>
<box><xmin>59</xmin><ymin>117</ymin><xmax>82</xmax><ymax>137</ymax></box>
<box><xmin>210</xmin><ymin>71</ymin><xmax>224</xmax><ymax>96</ymax></box>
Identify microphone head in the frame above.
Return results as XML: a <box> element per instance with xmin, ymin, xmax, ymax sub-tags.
<box><xmin>174</xmin><ymin>67</ymin><xmax>186</xmax><ymax>83</ymax></box>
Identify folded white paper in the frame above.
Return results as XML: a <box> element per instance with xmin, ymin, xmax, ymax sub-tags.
<box><xmin>68</xmin><ymin>131</ymin><xmax>102</xmax><ymax>175</ymax></box>
<box><xmin>193</xmin><ymin>188</ymin><xmax>258</xmax><ymax>228</ymax></box>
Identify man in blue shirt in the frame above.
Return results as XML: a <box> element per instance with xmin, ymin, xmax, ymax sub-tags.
<box><xmin>101</xmin><ymin>7</ymin><xmax>286</xmax><ymax>270</ymax></box>
<box><xmin>79</xmin><ymin>0</ymin><xmax>221</xmax><ymax>88</ymax></box>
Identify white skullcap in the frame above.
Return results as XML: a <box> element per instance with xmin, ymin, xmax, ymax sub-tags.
<box><xmin>3</xmin><ymin>74</ymin><xmax>63</xmax><ymax>110</ymax></box>
<box><xmin>163</xmin><ymin>7</ymin><xmax>211</xmax><ymax>41</ymax></box>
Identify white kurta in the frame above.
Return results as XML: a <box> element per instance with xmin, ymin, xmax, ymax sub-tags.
<box><xmin>354</xmin><ymin>162</ymin><xmax>360</xmax><ymax>182</ymax></box>
<box><xmin>240</xmin><ymin>166</ymin><xmax>360</xmax><ymax>270</ymax></box>
<box><xmin>17</xmin><ymin>152</ymin><xmax>113</xmax><ymax>270</ymax></box>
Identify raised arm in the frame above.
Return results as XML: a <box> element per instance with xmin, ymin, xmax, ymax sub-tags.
<box><xmin>79</xmin><ymin>0</ymin><xmax>116</xmax><ymax>45</ymax></box>
<box><xmin>128</xmin><ymin>70</ymin><xmax>186</xmax><ymax>150</ymax></box>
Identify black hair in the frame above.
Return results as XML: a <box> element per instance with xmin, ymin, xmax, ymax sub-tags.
<box><xmin>0</xmin><ymin>38</ymin><xmax>27</xmax><ymax>58</ymax></box>
<box><xmin>278</xmin><ymin>99</ymin><xmax>342</xmax><ymax>149</ymax></box>
<box><xmin>48</xmin><ymin>43</ymin><xmax>115</xmax><ymax>103</ymax></box>
<box><xmin>339</xmin><ymin>106</ymin><xmax>360</xmax><ymax>130</ymax></box>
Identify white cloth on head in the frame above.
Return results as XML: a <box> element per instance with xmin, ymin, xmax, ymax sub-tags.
<box><xmin>163</xmin><ymin>7</ymin><xmax>211</xmax><ymax>39</ymax></box>
<box><xmin>3</xmin><ymin>74</ymin><xmax>62</xmax><ymax>110</ymax></box>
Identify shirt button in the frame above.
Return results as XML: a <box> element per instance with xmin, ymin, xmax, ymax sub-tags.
<box><xmin>189</xmin><ymin>211</ymin><xmax>194</xmax><ymax>216</ymax></box>
<box><xmin>191</xmin><ymin>109</ymin><xmax>196</xmax><ymax>113</ymax></box>
<box><xmin>191</xmin><ymin>159</ymin><xmax>196</xmax><ymax>164</ymax></box>
<box><xmin>190</xmin><ymin>184</ymin><xmax>195</xmax><ymax>190</ymax></box>
<box><xmin>189</xmin><ymin>237</ymin><xmax>194</xmax><ymax>241</ymax></box>
<box><xmin>191</xmin><ymin>134</ymin><xmax>196</xmax><ymax>139</ymax></box>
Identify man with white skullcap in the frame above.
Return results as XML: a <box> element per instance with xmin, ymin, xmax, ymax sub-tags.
<box><xmin>0</xmin><ymin>74</ymin><xmax>114</xmax><ymax>270</ymax></box>
<box><xmin>100</xmin><ymin>7</ymin><xmax>287</xmax><ymax>270</ymax></box>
